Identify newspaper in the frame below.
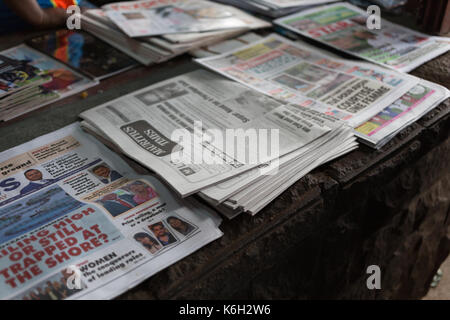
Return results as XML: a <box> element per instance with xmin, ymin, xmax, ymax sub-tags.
<box><xmin>81</xmin><ymin>107</ymin><xmax>357</xmax><ymax>217</ymax></box>
<box><xmin>274</xmin><ymin>2</ymin><xmax>450</xmax><ymax>72</ymax></box>
<box><xmin>285</xmin><ymin>38</ymin><xmax>450</xmax><ymax>149</ymax></box>
<box><xmin>99</xmin><ymin>0</ymin><xmax>270</xmax><ymax>44</ymax></box>
<box><xmin>104</xmin><ymin>0</ymin><xmax>248</xmax><ymax>38</ymax></box>
<box><xmin>0</xmin><ymin>45</ymin><xmax>97</xmax><ymax>121</ymax></box>
<box><xmin>0</xmin><ymin>123</ymin><xmax>222</xmax><ymax>300</ymax></box>
<box><xmin>355</xmin><ymin>80</ymin><xmax>450</xmax><ymax>148</ymax></box>
<box><xmin>80</xmin><ymin>70</ymin><xmax>349</xmax><ymax>197</ymax></box>
<box><xmin>199</xmin><ymin>107</ymin><xmax>357</xmax><ymax>205</ymax></box>
<box><xmin>81</xmin><ymin>3</ymin><xmax>270</xmax><ymax>65</ymax></box>
<box><xmin>83</xmin><ymin>110</ymin><xmax>357</xmax><ymax>217</ymax></box>
<box><xmin>196</xmin><ymin>33</ymin><xmax>420</xmax><ymax>127</ymax></box>
<box><xmin>251</xmin><ymin>0</ymin><xmax>339</xmax><ymax>8</ymax></box>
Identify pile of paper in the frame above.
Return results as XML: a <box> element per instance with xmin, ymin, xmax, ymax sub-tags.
<box><xmin>81</xmin><ymin>0</ymin><xmax>271</xmax><ymax>65</ymax></box>
<box><xmin>0</xmin><ymin>45</ymin><xmax>96</xmax><ymax>121</ymax></box>
<box><xmin>195</xmin><ymin>34</ymin><xmax>449</xmax><ymax>150</ymax></box>
<box><xmin>79</xmin><ymin>69</ymin><xmax>357</xmax><ymax>218</ymax></box>
<box><xmin>355</xmin><ymin>80</ymin><xmax>450</xmax><ymax>149</ymax></box>
<box><xmin>212</xmin><ymin>0</ymin><xmax>339</xmax><ymax>18</ymax></box>
<box><xmin>274</xmin><ymin>2</ymin><xmax>450</xmax><ymax>72</ymax></box>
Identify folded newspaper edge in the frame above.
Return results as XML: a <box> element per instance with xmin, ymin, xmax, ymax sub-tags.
<box><xmin>79</xmin><ymin>69</ymin><xmax>360</xmax><ymax>218</ymax></box>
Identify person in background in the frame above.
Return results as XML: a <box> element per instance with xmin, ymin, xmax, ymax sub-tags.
<box><xmin>0</xmin><ymin>0</ymin><xmax>95</xmax><ymax>33</ymax></box>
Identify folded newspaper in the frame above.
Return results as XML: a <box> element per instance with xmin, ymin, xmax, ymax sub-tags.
<box><xmin>0</xmin><ymin>45</ymin><xmax>97</xmax><ymax>121</ymax></box>
<box><xmin>81</xmin><ymin>0</ymin><xmax>270</xmax><ymax>65</ymax></box>
<box><xmin>105</xmin><ymin>0</ymin><xmax>248</xmax><ymax>38</ymax></box>
<box><xmin>213</xmin><ymin>0</ymin><xmax>339</xmax><ymax>18</ymax></box>
<box><xmin>286</xmin><ymin>38</ymin><xmax>450</xmax><ymax>149</ymax></box>
<box><xmin>355</xmin><ymin>80</ymin><xmax>450</xmax><ymax>148</ymax></box>
<box><xmin>282</xmin><ymin>38</ymin><xmax>450</xmax><ymax>149</ymax></box>
<box><xmin>0</xmin><ymin>123</ymin><xmax>222</xmax><ymax>300</ymax></box>
<box><xmin>196</xmin><ymin>33</ymin><xmax>422</xmax><ymax>128</ymax></box>
<box><xmin>80</xmin><ymin>69</ymin><xmax>358</xmax><ymax>217</ymax></box>
<box><xmin>274</xmin><ymin>2</ymin><xmax>450</xmax><ymax>72</ymax></box>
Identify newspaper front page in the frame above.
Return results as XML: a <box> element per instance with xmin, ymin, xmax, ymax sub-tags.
<box><xmin>99</xmin><ymin>0</ymin><xmax>270</xmax><ymax>44</ymax></box>
<box><xmin>196</xmin><ymin>33</ymin><xmax>419</xmax><ymax>127</ymax></box>
<box><xmin>0</xmin><ymin>123</ymin><xmax>222</xmax><ymax>300</ymax></box>
<box><xmin>104</xmin><ymin>0</ymin><xmax>248</xmax><ymax>37</ymax></box>
<box><xmin>0</xmin><ymin>45</ymin><xmax>98</xmax><ymax>121</ymax></box>
<box><xmin>81</xmin><ymin>70</ymin><xmax>343</xmax><ymax>197</ymax></box>
<box><xmin>274</xmin><ymin>2</ymin><xmax>450</xmax><ymax>72</ymax></box>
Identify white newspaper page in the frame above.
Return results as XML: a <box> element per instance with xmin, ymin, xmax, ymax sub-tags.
<box><xmin>200</xmin><ymin>106</ymin><xmax>351</xmax><ymax>203</ymax></box>
<box><xmin>0</xmin><ymin>123</ymin><xmax>222</xmax><ymax>300</ymax></box>
<box><xmin>104</xmin><ymin>0</ymin><xmax>247</xmax><ymax>37</ymax></box>
<box><xmin>274</xmin><ymin>2</ymin><xmax>450</xmax><ymax>72</ymax></box>
<box><xmin>96</xmin><ymin>1</ymin><xmax>270</xmax><ymax>44</ymax></box>
<box><xmin>81</xmin><ymin>70</ymin><xmax>339</xmax><ymax>197</ymax></box>
<box><xmin>196</xmin><ymin>33</ymin><xmax>419</xmax><ymax>127</ymax></box>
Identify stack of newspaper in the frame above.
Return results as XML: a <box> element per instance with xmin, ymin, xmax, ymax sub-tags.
<box><xmin>79</xmin><ymin>70</ymin><xmax>359</xmax><ymax>217</ymax></box>
<box><xmin>0</xmin><ymin>45</ymin><xmax>96</xmax><ymax>121</ymax></box>
<box><xmin>0</xmin><ymin>123</ymin><xmax>223</xmax><ymax>300</ymax></box>
<box><xmin>81</xmin><ymin>0</ymin><xmax>271</xmax><ymax>65</ymax></box>
<box><xmin>354</xmin><ymin>80</ymin><xmax>449</xmax><ymax>148</ymax></box>
<box><xmin>195</xmin><ymin>34</ymin><xmax>450</xmax><ymax>150</ymax></box>
<box><xmin>274</xmin><ymin>2</ymin><xmax>450</xmax><ymax>72</ymax></box>
<box><xmin>79</xmin><ymin>28</ymin><xmax>450</xmax><ymax>216</ymax></box>
<box><xmin>212</xmin><ymin>0</ymin><xmax>339</xmax><ymax>18</ymax></box>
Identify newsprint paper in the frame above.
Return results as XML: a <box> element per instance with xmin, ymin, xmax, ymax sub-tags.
<box><xmin>274</xmin><ymin>2</ymin><xmax>450</xmax><ymax>72</ymax></box>
<box><xmin>0</xmin><ymin>123</ymin><xmax>222</xmax><ymax>300</ymax></box>
<box><xmin>104</xmin><ymin>0</ymin><xmax>248</xmax><ymax>38</ymax></box>
<box><xmin>355</xmin><ymin>79</ymin><xmax>450</xmax><ymax>149</ymax></box>
<box><xmin>81</xmin><ymin>70</ymin><xmax>349</xmax><ymax>197</ymax></box>
<box><xmin>196</xmin><ymin>33</ymin><xmax>420</xmax><ymax>128</ymax></box>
